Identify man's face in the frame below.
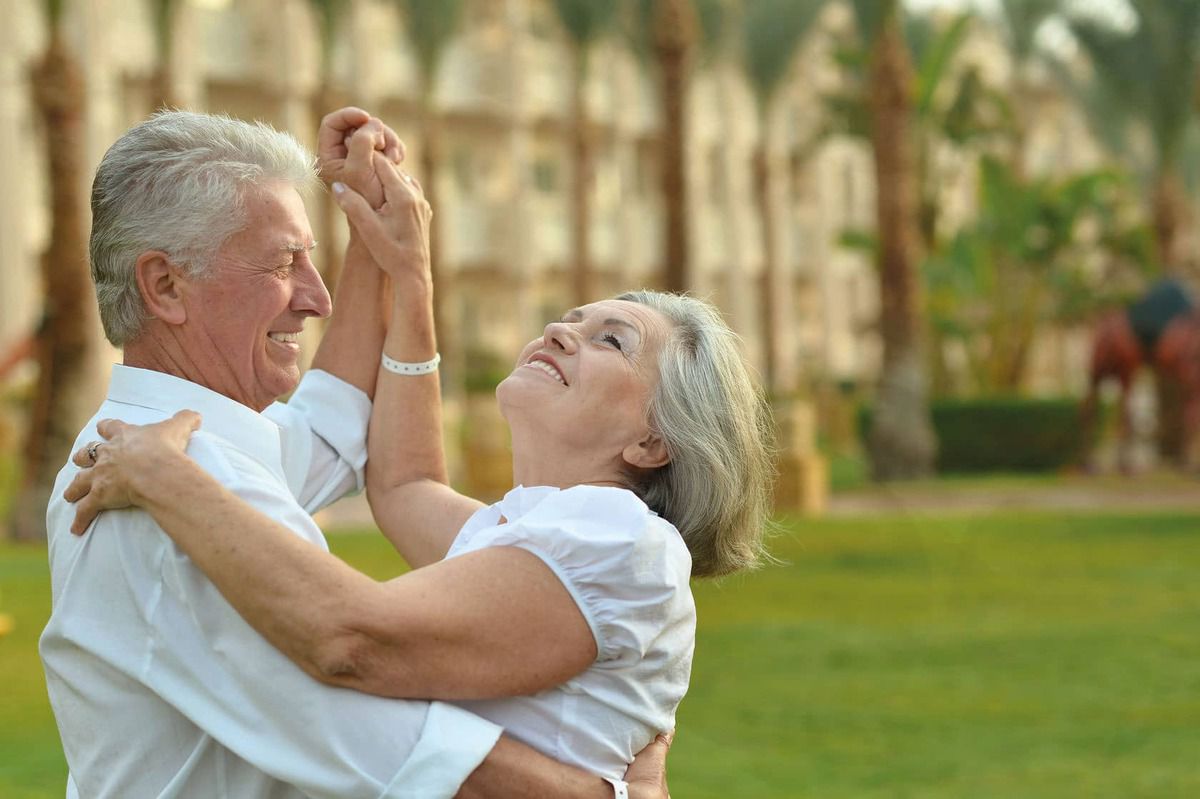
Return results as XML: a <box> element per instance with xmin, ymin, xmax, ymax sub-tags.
<box><xmin>179</xmin><ymin>180</ymin><xmax>331</xmax><ymax>411</ymax></box>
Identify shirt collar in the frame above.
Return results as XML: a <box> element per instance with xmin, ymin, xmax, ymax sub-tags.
<box><xmin>105</xmin><ymin>364</ymin><xmax>284</xmax><ymax>477</ymax></box>
<box><xmin>496</xmin><ymin>485</ymin><xmax>561</xmax><ymax>522</ymax></box>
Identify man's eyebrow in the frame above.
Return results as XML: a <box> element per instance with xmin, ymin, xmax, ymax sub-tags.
<box><xmin>280</xmin><ymin>241</ymin><xmax>318</xmax><ymax>254</ymax></box>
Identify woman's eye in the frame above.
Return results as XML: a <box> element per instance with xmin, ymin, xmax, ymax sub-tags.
<box><xmin>601</xmin><ymin>332</ymin><xmax>623</xmax><ymax>351</ymax></box>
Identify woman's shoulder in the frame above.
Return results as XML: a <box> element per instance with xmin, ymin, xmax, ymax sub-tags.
<box><xmin>518</xmin><ymin>485</ymin><xmax>691</xmax><ymax>581</ymax></box>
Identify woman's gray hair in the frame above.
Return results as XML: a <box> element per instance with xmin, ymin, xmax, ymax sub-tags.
<box><xmin>90</xmin><ymin>110</ymin><xmax>319</xmax><ymax>346</ymax></box>
<box><xmin>616</xmin><ymin>290</ymin><xmax>776</xmax><ymax>578</ymax></box>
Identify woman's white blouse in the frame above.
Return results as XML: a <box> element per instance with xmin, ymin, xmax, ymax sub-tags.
<box><xmin>445</xmin><ymin>484</ymin><xmax>697</xmax><ymax>779</ymax></box>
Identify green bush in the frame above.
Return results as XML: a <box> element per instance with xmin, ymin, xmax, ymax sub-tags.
<box><xmin>859</xmin><ymin>397</ymin><xmax>1095</xmax><ymax>473</ymax></box>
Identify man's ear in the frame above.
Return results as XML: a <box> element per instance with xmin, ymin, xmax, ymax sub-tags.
<box><xmin>134</xmin><ymin>251</ymin><xmax>188</xmax><ymax>326</ymax></box>
<box><xmin>622</xmin><ymin>432</ymin><xmax>670</xmax><ymax>470</ymax></box>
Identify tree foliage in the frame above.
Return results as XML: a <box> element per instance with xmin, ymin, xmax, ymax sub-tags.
<box><xmin>925</xmin><ymin>156</ymin><xmax>1152</xmax><ymax>393</ymax></box>
<box><xmin>398</xmin><ymin>0</ymin><xmax>468</xmax><ymax>93</ymax></box>
<box><xmin>743</xmin><ymin>0</ymin><xmax>828</xmax><ymax>117</ymax></box>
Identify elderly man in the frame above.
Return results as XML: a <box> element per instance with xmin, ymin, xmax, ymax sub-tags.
<box><xmin>40</xmin><ymin>110</ymin><xmax>666</xmax><ymax>798</ymax></box>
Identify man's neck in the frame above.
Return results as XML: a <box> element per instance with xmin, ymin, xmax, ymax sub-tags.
<box><xmin>122</xmin><ymin>330</ymin><xmax>270</xmax><ymax>412</ymax></box>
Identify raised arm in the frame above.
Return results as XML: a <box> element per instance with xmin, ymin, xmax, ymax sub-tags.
<box><xmin>337</xmin><ymin>152</ymin><xmax>485</xmax><ymax>567</ymax></box>
<box><xmin>307</xmin><ymin>108</ymin><xmax>399</xmax><ymax>398</ymax></box>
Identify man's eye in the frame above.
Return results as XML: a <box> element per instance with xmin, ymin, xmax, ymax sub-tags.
<box><xmin>602</xmin><ymin>332</ymin><xmax>623</xmax><ymax>351</ymax></box>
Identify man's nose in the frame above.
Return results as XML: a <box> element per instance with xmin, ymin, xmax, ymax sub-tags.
<box><xmin>292</xmin><ymin>259</ymin><xmax>332</xmax><ymax>319</ymax></box>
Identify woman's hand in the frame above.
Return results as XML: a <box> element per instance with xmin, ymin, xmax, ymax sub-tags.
<box><xmin>63</xmin><ymin>411</ymin><xmax>202</xmax><ymax>534</ymax></box>
<box><xmin>317</xmin><ymin>107</ymin><xmax>404</xmax><ymax>210</ymax></box>
<box><xmin>333</xmin><ymin>152</ymin><xmax>433</xmax><ymax>289</ymax></box>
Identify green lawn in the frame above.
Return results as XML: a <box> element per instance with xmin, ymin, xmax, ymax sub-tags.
<box><xmin>2</xmin><ymin>510</ymin><xmax>1198</xmax><ymax>797</ymax></box>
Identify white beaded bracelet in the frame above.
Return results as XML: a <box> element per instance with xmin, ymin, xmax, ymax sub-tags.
<box><xmin>603</xmin><ymin>777</ymin><xmax>629</xmax><ymax>799</ymax></box>
<box><xmin>381</xmin><ymin>351</ymin><xmax>441</xmax><ymax>376</ymax></box>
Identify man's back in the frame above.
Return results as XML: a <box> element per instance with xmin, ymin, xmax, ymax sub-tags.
<box><xmin>41</xmin><ymin>386</ymin><xmax>325</xmax><ymax>797</ymax></box>
<box><xmin>40</xmin><ymin>366</ymin><xmax>501</xmax><ymax>798</ymax></box>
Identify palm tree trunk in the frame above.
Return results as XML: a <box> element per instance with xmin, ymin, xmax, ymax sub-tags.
<box><xmin>866</xmin><ymin>7</ymin><xmax>936</xmax><ymax>480</ymax></box>
<box><xmin>11</xmin><ymin>31</ymin><xmax>97</xmax><ymax>540</ymax></box>
<box><xmin>754</xmin><ymin>143</ymin><xmax>781</xmax><ymax>394</ymax></box>
<box><xmin>418</xmin><ymin>102</ymin><xmax>457</xmax><ymax>393</ymax></box>
<box><xmin>569</xmin><ymin>47</ymin><xmax>593</xmax><ymax>307</ymax></box>
<box><xmin>1150</xmin><ymin>171</ymin><xmax>1190</xmax><ymax>460</ymax></box>
<box><xmin>312</xmin><ymin>82</ymin><xmax>345</xmax><ymax>294</ymax></box>
<box><xmin>654</xmin><ymin>0</ymin><xmax>694</xmax><ymax>293</ymax></box>
<box><xmin>151</xmin><ymin>65</ymin><xmax>177</xmax><ymax>111</ymax></box>
<box><xmin>1151</xmin><ymin>169</ymin><xmax>1189</xmax><ymax>271</ymax></box>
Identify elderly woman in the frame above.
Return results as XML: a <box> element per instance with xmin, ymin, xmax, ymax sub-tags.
<box><xmin>65</xmin><ymin>136</ymin><xmax>774</xmax><ymax>786</ymax></box>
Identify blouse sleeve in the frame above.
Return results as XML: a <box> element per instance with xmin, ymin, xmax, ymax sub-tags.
<box><xmin>450</xmin><ymin>487</ymin><xmax>692</xmax><ymax>665</ymax></box>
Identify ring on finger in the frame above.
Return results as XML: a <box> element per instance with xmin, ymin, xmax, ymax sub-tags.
<box><xmin>87</xmin><ymin>443</ymin><xmax>100</xmax><ymax>464</ymax></box>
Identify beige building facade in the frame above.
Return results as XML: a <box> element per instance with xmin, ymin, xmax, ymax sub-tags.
<box><xmin>1</xmin><ymin>0</ymin><xmax>1104</xmax><ymax>481</ymax></box>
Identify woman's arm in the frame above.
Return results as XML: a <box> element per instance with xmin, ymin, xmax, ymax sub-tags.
<box><xmin>335</xmin><ymin>156</ymin><xmax>485</xmax><ymax>567</ymax></box>
<box><xmin>307</xmin><ymin>110</ymin><xmax>397</xmax><ymax>398</ymax></box>
<box><xmin>65</xmin><ymin>414</ymin><xmax>595</xmax><ymax>700</ymax></box>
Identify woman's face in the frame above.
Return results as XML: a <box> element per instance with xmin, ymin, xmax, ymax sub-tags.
<box><xmin>497</xmin><ymin>299</ymin><xmax>673</xmax><ymax>470</ymax></box>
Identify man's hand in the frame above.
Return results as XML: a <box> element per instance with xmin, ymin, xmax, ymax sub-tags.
<box><xmin>625</xmin><ymin>731</ymin><xmax>673</xmax><ymax>799</ymax></box>
<box><xmin>317</xmin><ymin>107</ymin><xmax>404</xmax><ymax>210</ymax></box>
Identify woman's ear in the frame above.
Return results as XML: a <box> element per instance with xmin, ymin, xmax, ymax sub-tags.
<box><xmin>622</xmin><ymin>432</ymin><xmax>670</xmax><ymax>470</ymax></box>
<box><xmin>134</xmin><ymin>251</ymin><xmax>188</xmax><ymax>326</ymax></box>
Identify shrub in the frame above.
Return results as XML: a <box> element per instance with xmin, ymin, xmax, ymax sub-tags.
<box><xmin>859</xmin><ymin>397</ymin><xmax>1096</xmax><ymax>474</ymax></box>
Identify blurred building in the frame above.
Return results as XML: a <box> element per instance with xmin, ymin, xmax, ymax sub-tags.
<box><xmin>0</xmin><ymin>0</ymin><xmax>1105</xmax><ymax>459</ymax></box>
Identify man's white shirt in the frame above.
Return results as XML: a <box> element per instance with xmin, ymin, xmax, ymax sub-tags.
<box><xmin>40</xmin><ymin>365</ymin><xmax>502</xmax><ymax>798</ymax></box>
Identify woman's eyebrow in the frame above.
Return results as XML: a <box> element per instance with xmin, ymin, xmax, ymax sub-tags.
<box><xmin>602</xmin><ymin>318</ymin><xmax>640</xmax><ymax>335</ymax></box>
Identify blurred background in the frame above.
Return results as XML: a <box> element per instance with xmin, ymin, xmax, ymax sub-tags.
<box><xmin>1</xmin><ymin>0</ymin><xmax>1199</xmax><ymax>797</ymax></box>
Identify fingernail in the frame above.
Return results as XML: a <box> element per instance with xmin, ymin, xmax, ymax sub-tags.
<box><xmin>332</xmin><ymin>182</ymin><xmax>346</xmax><ymax>194</ymax></box>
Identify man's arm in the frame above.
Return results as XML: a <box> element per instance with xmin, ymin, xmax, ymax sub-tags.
<box><xmin>461</xmin><ymin>733</ymin><xmax>673</xmax><ymax>799</ymax></box>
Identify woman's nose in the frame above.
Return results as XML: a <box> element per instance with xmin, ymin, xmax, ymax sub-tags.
<box><xmin>543</xmin><ymin>321</ymin><xmax>578</xmax><ymax>353</ymax></box>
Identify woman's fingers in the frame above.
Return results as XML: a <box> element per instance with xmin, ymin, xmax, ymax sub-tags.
<box><xmin>72</xmin><ymin>441</ymin><xmax>101</xmax><ymax>468</ymax></box>
<box><xmin>66</xmin><ymin>470</ymin><xmax>105</xmax><ymax>535</ymax></box>
<box><xmin>332</xmin><ymin>182</ymin><xmax>392</xmax><ymax>256</ymax></box>
<box><xmin>63</xmin><ymin>469</ymin><xmax>93</xmax><ymax>504</ymax></box>
<box><xmin>374</xmin><ymin>151</ymin><xmax>415</xmax><ymax>201</ymax></box>
<box><xmin>95</xmin><ymin>418</ymin><xmax>130</xmax><ymax>441</ymax></box>
<box><xmin>161</xmin><ymin>410</ymin><xmax>202</xmax><ymax>446</ymax></box>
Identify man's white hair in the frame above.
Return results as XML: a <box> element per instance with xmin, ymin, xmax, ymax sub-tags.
<box><xmin>89</xmin><ymin>111</ymin><xmax>319</xmax><ymax>346</ymax></box>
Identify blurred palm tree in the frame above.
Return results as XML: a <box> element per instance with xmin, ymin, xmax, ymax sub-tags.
<box><xmin>827</xmin><ymin>9</ymin><xmax>1010</xmax><ymax>398</ymax></box>
<box><xmin>654</xmin><ymin>0</ymin><xmax>699</xmax><ymax>292</ymax></box>
<box><xmin>997</xmin><ymin>0</ymin><xmax>1060</xmax><ymax>175</ymax></box>
<box><xmin>307</xmin><ymin>0</ymin><xmax>350</xmax><ymax>292</ymax></box>
<box><xmin>626</xmin><ymin>0</ymin><xmax>706</xmax><ymax>294</ymax></box>
<box><xmin>10</xmin><ymin>0</ymin><xmax>97</xmax><ymax>540</ymax></box>
<box><xmin>742</xmin><ymin>0</ymin><xmax>828</xmax><ymax>394</ymax></box>
<box><xmin>550</xmin><ymin>0</ymin><xmax>620</xmax><ymax>306</ymax></box>
<box><xmin>1067</xmin><ymin>0</ymin><xmax>1200</xmax><ymax>270</ymax></box>
<box><xmin>851</xmin><ymin>0</ymin><xmax>936</xmax><ymax>480</ymax></box>
<box><xmin>147</xmin><ymin>0</ymin><xmax>181</xmax><ymax>110</ymax></box>
<box><xmin>397</xmin><ymin>0</ymin><xmax>466</xmax><ymax>375</ymax></box>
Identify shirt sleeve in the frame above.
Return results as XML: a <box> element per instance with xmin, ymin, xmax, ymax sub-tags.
<box><xmin>48</xmin><ymin>439</ymin><xmax>501</xmax><ymax>799</ymax></box>
<box><xmin>265</xmin><ymin>369</ymin><xmax>371</xmax><ymax>514</ymax></box>
<box><xmin>450</xmin><ymin>488</ymin><xmax>692</xmax><ymax>665</ymax></box>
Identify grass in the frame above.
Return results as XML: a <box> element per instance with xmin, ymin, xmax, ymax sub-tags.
<box><xmin>2</xmin><ymin>509</ymin><xmax>1199</xmax><ymax>797</ymax></box>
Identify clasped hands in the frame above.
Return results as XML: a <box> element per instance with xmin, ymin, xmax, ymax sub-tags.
<box><xmin>320</xmin><ymin>108</ymin><xmax>434</xmax><ymax>287</ymax></box>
